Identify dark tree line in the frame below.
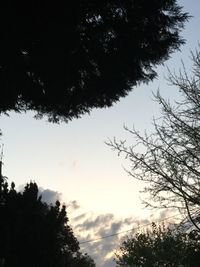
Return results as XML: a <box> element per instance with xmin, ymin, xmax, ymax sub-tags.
<box><xmin>0</xmin><ymin>1</ymin><xmax>188</xmax><ymax>122</ymax></box>
<box><xmin>115</xmin><ymin>223</ymin><xmax>200</xmax><ymax>267</ymax></box>
<box><xmin>0</xmin><ymin>177</ymin><xmax>95</xmax><ymax>267</ymax></box>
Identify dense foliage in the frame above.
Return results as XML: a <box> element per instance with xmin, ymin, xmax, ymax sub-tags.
<box><xmin>115</xmin><ymin>223</ymin><xmax>200</xmax><ymax>267</ymax></box>
<box><xmin>0</xmin><ymin>178</ymin><xmax>95</xmax><ymax>267</ymax></box>
<box><xmin>0</xmin><ymin>1</ymin><xmax>188</xmax><ymax>122</ymax></box>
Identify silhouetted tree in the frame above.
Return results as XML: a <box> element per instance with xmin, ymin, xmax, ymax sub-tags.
<box><xmin>0</xmin><ymin>180</ymin><xmax>95</xmax><ymax>267</ymax></box>
<box><xmin>115</xmin><ymin>223</ymin><xmax>200</xmax><ymax>267</ymax></box>
<box><xmin>0</xmin><ymin>1</ymin><xmax>189</xmax><ymax>122</ymax></box>
<box><xmin>108</xmin><ymin>49</ymin><xmax>200</xmax><ymax>231</ymax></box>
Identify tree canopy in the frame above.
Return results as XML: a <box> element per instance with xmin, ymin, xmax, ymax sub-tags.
<box><xmin>108</xmin><ymin>49</ymin><xmax>200</xmax><ymax>231</ymax></box>
<box><xmin>0</xmin><ymin>1</ymin><xmax>188</xmax><ymax>122</ymax></box>
<box><xmin>0</xmin><ymin>178</ymin><xmax>95</xmax><ymax>267</ymax></box>
<box><xmin>115</xmin><ymin>223</ymin><xmax>200</xmax><ymax>267</ymax></box>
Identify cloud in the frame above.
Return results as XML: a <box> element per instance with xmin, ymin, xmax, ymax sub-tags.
<box><xmin>67</xmin><ymin>200</ymin><xmax>80</xmax><ymax>210</ymax></box>
<box><xmin>74</xmin><ymin>212</ymin><xmax>142</xmax><ymax>267</ymax></box>
<box><xmin>76</xmin><ymin>214</ymin><xmax>114</xmax><ymax>231</ymax></box>
<box><xmin>111</xmin><ymin>221</ymin><xmax>124</xmax><ymax>234</ymax></box>
<box><xmin>72</xmin><ymin>213</ymin><xmax>87</xmax><ymax>222</ymax></box>
<box><xmin>39</xmin><ymin>189</ymin><xmax>81</xmax><ymax>212</ymax></box>
<box><xmin>81</xmin><ymin>239</ymin><xmax>118</xmax><ymax>267</ymax></box>
<box><xmin>39</xmin><ymin>188</ymin><xmax>62</xmax><ymax>204</ymax></box>
<box><xmin>97</xmin><ymin>221</ymin><xmax>124</xmax><ymax>238</ymax></box>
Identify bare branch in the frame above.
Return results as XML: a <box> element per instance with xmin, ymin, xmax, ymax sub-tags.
<box><xmin>108</xmin><ymin>48</ymin><xmax>200</xmax><ymax>231</ymax></box>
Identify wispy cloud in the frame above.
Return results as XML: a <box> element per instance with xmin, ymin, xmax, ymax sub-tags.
<box><xmin>74</xmin><ymin>212</ymin><xmax>140</xmax><ymax>267</ymax></box>
<box><xmin>66</xmin><ymin>200</ymin><xmax>80</xmax><ymax>210</ymax></box>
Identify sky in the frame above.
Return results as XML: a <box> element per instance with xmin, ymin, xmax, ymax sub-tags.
<box><xmin>0</xmin><ymin>1</ymin><xmax>200</xmax><ymax>266</ymax></box>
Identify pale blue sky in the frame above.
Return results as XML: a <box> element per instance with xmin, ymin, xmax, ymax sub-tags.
<box><xmin>0</xmin><ymin>1</ymin><xmax>199</xmax><ymax>266</ymax></box>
